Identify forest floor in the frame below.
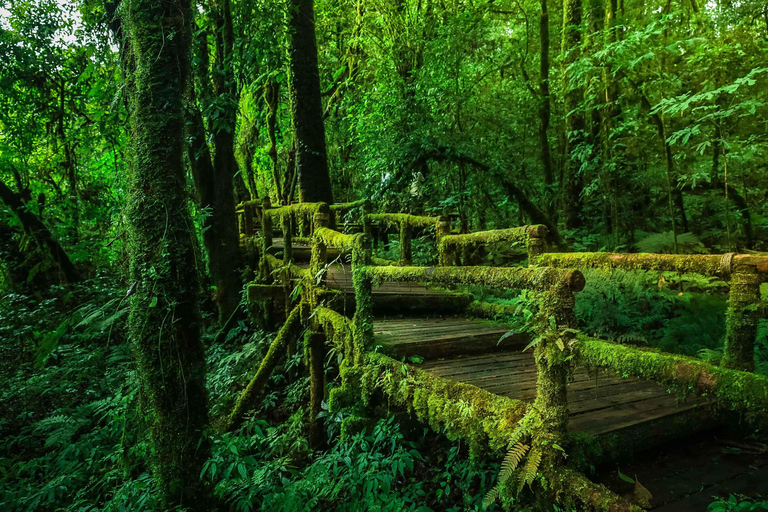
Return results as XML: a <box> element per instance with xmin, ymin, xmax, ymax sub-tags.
<box><xmin>596</xmin><ymin>429</ymin><xmax>768</xmax><ymax>510</ymax></box>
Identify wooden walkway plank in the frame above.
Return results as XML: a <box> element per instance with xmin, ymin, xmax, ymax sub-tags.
<box><xmin>373</xmin><ymin>316</ymin><xmax>708</xmax><ymax>437</ymax></box>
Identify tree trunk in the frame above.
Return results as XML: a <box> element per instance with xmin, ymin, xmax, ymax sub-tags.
<box><xmin>120</xmin><ymin>1</ymin><xmax>210</xmax><ymax>508</ymax></box>
<box><xmin>0</xmin><ymin>178</ymin><xmax>81</xmax><ymax>283</ymax></box>
<box><xmin>210</xmin><ymin>0</ymin><xmax>245</xmax><ymax>320</ymax></box>
<box><xmin>288</xmin><ymin>0</ymin><xmax>334</xmax><ymax>203</ymax></box>
<box><xmin>561</xmin><ymin>0</ymin><xmax>586</xmax><ymax>229</ymax></box>
<box><xmin>265</xmin><ymin>78</ymin><xmax>284</xmax><ymax>202</ymax></box>
<box><xmin>539</xmin><ymin>0</ymin><xmax>554</xmax><ymax>208</ymax></box>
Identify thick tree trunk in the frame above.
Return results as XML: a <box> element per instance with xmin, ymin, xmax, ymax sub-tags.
<box><xmin>561</xmin><ymin>0</ymin><xmax>586</xmax><ymax>229</ymax></box>
<box><xmin>120</xmin><ymin>1</ymin><xmax>210</xmax><ymax>508</ymax></box>
<box><xmin>288</xmin><ymin>0</ymin><xmax>334</xmax><ymax>203</ymax></box>
<box><xmin>0</xmin><ymin>178</ymin><xmax>81</xmax><ymax>283</ymax></box>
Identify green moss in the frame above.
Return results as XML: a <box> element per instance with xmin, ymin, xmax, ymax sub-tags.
<box><xmin>359</xmin><ymin>352</ymin><xmax>529</xmax><ymax>457</ymax></box>
<box><xmin>573</xmin><ymin>334</ymin><xmax>768</xmax><ymax>414</ymax></box>
<box><xmin>361</xmin><ymin>265</ymin><xmax>585</xmax><ymax>292</ymax></box>
<box><xmin>537</xmin><ymin>252</ymin><xmax>730</xmax><ymax>276</ymax></box>
<box><xmin>371</xmin><ymin>256</ymin><xmax>401</xmax><ymax>266</ymax></box>
<box><xmin>366</xmin><ymin>213</ymin><xmax>439</xmax><ymax>230</ymax></box>
<box><xmin>548</xmin><ymin>468</ymin><xmax>643</xmax><ymax>512</ymax></box>
<box><xmin>723</xmin><ymin>266</ymin><xmax>761</xmax><ymax>371</ymax></box>
<box><xmin>226</xmin><ymin>303</ymin><xmax>304</xmax><ymax>431</ymax></box>
<box><xmin>329</xmin><ymin>199</ymin><xmax>368</xmax><ymax>212</ymax></box>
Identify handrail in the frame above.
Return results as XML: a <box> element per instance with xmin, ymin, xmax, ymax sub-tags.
<box><xmin>439</xmin><ymin>225</ymin><xmax>549</xmax><ymax>266</ymax></box>
<box><xmin>365</xmin><ymin>212</ymin><xmax>447</xmax><ymax>265</ymax></box>
<box><xmin>537</xmin><ymin>251</ymin><xmax>768</xmax><ymax>278</ymax></box>
<box><xmin>573</xmin><ymin>334</ymin><xmax>768</xmax><ymax>414</ymax></box>
<box><xmin>539</xmin><ymin>251</ymin><xmax>765</xmax><ymax>372</ymax></box>
<box><xmin>359</xmin><ymin>265</ymin><xmax>585</xmax><ymax>292</ymax></box>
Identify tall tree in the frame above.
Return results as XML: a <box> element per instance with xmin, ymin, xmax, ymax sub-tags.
<box><xmin>538</xmin><ymin>0</ymin><xmax>554</xmax><ymax>213</ymax></box>
<box><xmin>186</xmin><ymin>1</ymin><xmax>244</xmax><ymax>323</ymax></box>
<box><xmin>562</xmin><ymin>0</ymin><xmax>586</xmax><ymax>228</ymax></box>
<box><xmin>119</xmin><ymin>0</ymin><xmax>210</xmax><ymax>507</ymax></box>
<box><xmin>288</xmin><ymin>0</ymin><xmax>334</xmax><ymax>204</ymax></box>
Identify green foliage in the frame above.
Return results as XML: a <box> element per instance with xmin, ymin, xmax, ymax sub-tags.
<box><xmin>709</xmin><ymin>495</ymin><xmax>768</xmax><ymax>512</ymax></box>
<box><xmin>208</xmin><ymin>415</ymin><xmax>501</xmax><ymax>512</ymax></box>
<box><xmin>575</xmin><ymin>268</ymin><xmax>728</xmax><ymax>355</ymax></box>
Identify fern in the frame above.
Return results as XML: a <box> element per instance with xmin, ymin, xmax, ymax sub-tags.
<box><xmin>517</xmin><ymin>447</ymin><xmax>542</xmax><ymax>494</ymax></box>
<box><xmin>499</xmin><ymin>442</ymin><xmax>529</xmax><ymax>485</ymax></box>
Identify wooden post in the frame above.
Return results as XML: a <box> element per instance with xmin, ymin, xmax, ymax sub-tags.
<box><xmin>307</xmin><ymin>330</ymin><xmax>327</xmax><ymax>448</ymax></box>
<box><xmin>399</xmin><ymin>222</ymin><xmax>412</xmax><ymax>266</ymax></box>
<box><xmin>436</xmin><ymin>216</ymin><xmax>451</xmax><ymax>266</ymax></box>
<box><xmin>723</xmin><ymin>264</ymin><xmax>761</xmax><ymax>372</ymax></box>
<box><xmin>261</xmin><ymin>197</ymin><xmax>273</xmax><ymax>281</ymax></box>
<box><xmin>534</xmin><ymin>276</ymin><xmax>578</xmax><ymax>452</ymax></box>
<box><xmin>244</xmin><ymin>202</ymin><xmax>255</xmax><ymax>237</ymax></box>
<box><xmin>282</xmin><ymin>213</ymin><xmax>293</xmax><ymax>263</ymax></box>
<box><xmin>310</xmin><ymin>208</ymin><xmax>330</xmax><ymax>282</ymax></box>
<box><xmin>352</xmin><ymin>269</ymin><xmax>373</xmax><ymax>364</ymax></box>
<box><xmin>526</xmin><ymin>225</ymin><xmax>549</xmax><ymax>266</ymax></box>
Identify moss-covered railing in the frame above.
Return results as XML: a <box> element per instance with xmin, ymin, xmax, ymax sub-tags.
<box><xmin>233</xmin><ymin>206</ymin><xmax>768</xmax><ymax>511</ymax></box>
<box><xmin>438</xmin><ymin>224</ymin><xmax>549</xmax><ymax>266</ymax></box>
<box><xmin>537</xmin><ymin>251</ymin><xmax>767</xmax><ymax>372</ymax></box>
<box><xmin>236</xmin><ymin>198</ymin><xmax>371</xmax><ymax>243</ymax></box>
<box><xmin>364</xmin><ymin>212</ymin><xmax>448</xmax><ymax>265</ymax></box>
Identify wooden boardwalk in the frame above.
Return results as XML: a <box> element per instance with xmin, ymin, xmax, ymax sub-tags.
<box><xmin>373</xmin><ymin>316</ymin><xmax>705</xmax><ymax>437</ymax></box>
<box><xmin>282</xmin><ymin>245</ymin><xmax>708</xmax><ymax>440</ymax></box>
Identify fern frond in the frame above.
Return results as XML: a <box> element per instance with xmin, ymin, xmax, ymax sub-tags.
<box><xmin>517</xmin><ymin>447</ymin><xmax>542</xmax><ymax>494</ymax></box>
<box><xmin>499</xmin><ymin>442</ymin><xmax>529</xmax><ymax>485</ymax></box>
<box><xmin>482</xmin><ymin>487</ymin><xmax>499</xmax><ymax>509</ymax></box>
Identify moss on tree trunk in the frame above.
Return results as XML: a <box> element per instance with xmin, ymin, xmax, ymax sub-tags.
<box><xmin>121</xmin><ymin>0</ymin><xmax>210</xmax><ymax>507</ymax></box>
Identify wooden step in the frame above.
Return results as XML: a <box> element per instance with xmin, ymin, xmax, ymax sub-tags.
<box><xmin>373</xmin><ymin>317</ymin><xmax>525</xmax><ymax>359</ymax></box>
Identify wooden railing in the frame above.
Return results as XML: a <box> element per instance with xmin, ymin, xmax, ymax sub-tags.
<box><xmin>238</xmin><ymin>202</ymin><xmax>768</xmax><ymax>511</ymax></box>
<box><xmin>537</xmin><ymin>251</ymin><xmax>767</xmax><ymax>373</ymax></box>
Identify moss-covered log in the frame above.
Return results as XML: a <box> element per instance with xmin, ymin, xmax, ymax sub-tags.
<box><xmin>226</xmin><ymin>304</ymin><xmax>304</xmax><ymax>430</ymax></box>
<box><xmin>573</xmin><ymin>335</ymin><xmax>768</xmax><ymax>414</ymax></box>
<box><xmin>361</xmin><ymin>265</ymin><xmax>586</xmax><ymax>292</ymax></box>
<box><xmin>121</xmin><ymin>0</ymin><xmax>209</xmax><ymax>506</ymax></box>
